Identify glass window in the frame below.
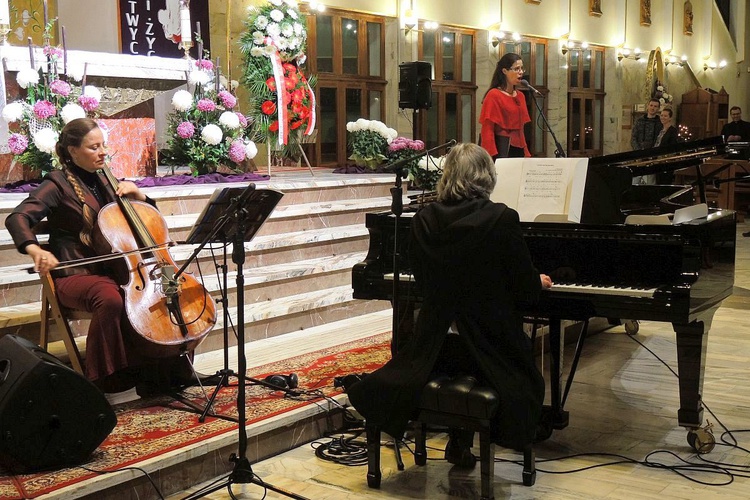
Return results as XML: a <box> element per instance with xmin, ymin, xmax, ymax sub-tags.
<box><xmin>461</xmin><ymin>94</ymin><xmax>472</xmax><ymax>142</ymax></box>
<box><xmin>316</xmin><ymin>15</ymin><xmax>333</xmax><ymax>72</ymax></box>
<box><xmin>423</xmin><ymin>31</ymin><xmax>436</xmax><ymax>79</ymax></box>
<box><xmin>426</xmin><ymin>92</ymin><xmax>439</xmax><ymax>148</ymax></box>
<box><xmin>445</xmin><ymin>92</ymin><xmax>457</xmax><ymax>141</ymax></box>
<box><xmin>346</xmin><ymin>88</ymin><xmax>362</xmax><ymax>124</ymax></box>
<box><xmin>594</xmin><ymin>52</ymin><xmax>603</xmax><ymax>89</ymax></box>
<box><xmin>461</xmin><ymin>34</ymin><xmax>473</xmax><ymax>82</ymax></box>
<box><xmin>571</xmin><ymin>97</ymin><xmax>581</xmax><ymax>151</ymax></box>
<box><xmin>367</xmin><ymin>22</ymin><xmax>381</xmax><ymax>77</ymax></box>
<box><xmin>319</xmin><ymin>87</ymin><xmax>337</xmax><ymax>163</ymax></box>
<box><xmin>534</xmin><ymin>43</ymin><xmax>545</xmax><ymax>86</ymax></box>
<box><xmin>369</xmin><ymin>90</ymin><xmax>382</xmax><ymax>119</ymax></box>
<box><xmin>442</xmin><ymin>33</ymin><xmax>455</xmax><ymax>80</ymax></box>
<box><xmin>582</xmin><ymin>50</ymin><xmax>592</xmax><ymax>88</ymax></box>
<box><xmin>569</xmin><ymin>51</ymin><xmax>580</xmax><ymax>88</ymax></box>
<box><xmin>342</xmin><ymin>18</ymin><xmax>358</xmax><ymax>74</ymax></box>
<box><xmin>584</xmin><ymin>98</ymin><xmax>594</xmax><ymax>149</ymax></box>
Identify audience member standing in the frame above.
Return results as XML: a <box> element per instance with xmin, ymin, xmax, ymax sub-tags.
<box><xmin>631</xmin><ymin>98</ymin><xmax>661</xmax><ymax>151</ymax></box>
<box><xmin>721</xmin><ymin>106</ymin><xmax>750</xmax><ymax>142</ymax></box>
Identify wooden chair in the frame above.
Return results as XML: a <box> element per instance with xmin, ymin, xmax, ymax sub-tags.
<box><xmin>365</xmin><ymin>374</ymin><xmax>535</xmax><ymax>499</ymax></box>
<box><xmin>39</xmin><ymin>271</ymin><xmax>88</xmax><ymax>375</ymax></box>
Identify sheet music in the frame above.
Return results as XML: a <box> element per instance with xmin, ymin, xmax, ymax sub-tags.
<box><xmin>491</xmin><ymin>158</ymin><xmax>588</xmax><ymax>222</ymax></box>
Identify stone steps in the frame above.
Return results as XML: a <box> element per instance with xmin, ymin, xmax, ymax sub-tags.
<box><xmin>0</xmin><ymin>173</ymin><xmax>397</xmax><ymax>365</ymax></box>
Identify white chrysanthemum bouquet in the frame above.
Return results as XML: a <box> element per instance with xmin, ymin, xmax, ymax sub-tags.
<box><xmin>346</xmin><ymin>118</ymin><xmax>397</xmax><ymax>169</ymax></box>
<box><xmin>161</xmin><ymin>49</ymin><xmax>258</xmax><ymax>176</ymax></box>
<box><xmin>2</xmin><ymin>20</ymin><xmax>100</xmax><ymax>176</ymax></box>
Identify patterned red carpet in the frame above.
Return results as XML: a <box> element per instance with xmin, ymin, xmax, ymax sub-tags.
<box><xmin>0</xmin><ymin>333</ymin><xmax>391</xmax><ymax>499</ymax></box>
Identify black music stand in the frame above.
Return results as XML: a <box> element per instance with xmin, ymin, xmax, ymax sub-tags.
<box><xmin>178</xmin><ymin>185</ymin><xmax>308</xmax><ymax>500</ymax></box>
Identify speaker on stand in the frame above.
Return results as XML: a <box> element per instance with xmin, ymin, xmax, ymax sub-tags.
<box><xmin>0</xmin><ymin>335</ymin><xmax>117</xmax><ymax>473</ymax></box>
<box><xmin>399</xmin><ymin>61</ymin><xmax>433</xmax><ymax>140</ymax></box>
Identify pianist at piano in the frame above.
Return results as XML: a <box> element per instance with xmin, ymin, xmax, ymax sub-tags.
<box><xmin>348</xmin><ymin>143</ymin><xmax>552</xmax><ymax>459</ymax></box>
<box><xmin>353</xmin><ymin>136</ymin><xmax>737</xmax><ymax>452</ymax></box>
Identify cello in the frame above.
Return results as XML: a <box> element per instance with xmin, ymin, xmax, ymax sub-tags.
<box><xmin>94</xmin><ymin>165</ymin><xmax>217</xmax><ymax>357</ymax></box>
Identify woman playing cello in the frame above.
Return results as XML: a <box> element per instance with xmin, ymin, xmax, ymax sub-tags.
<box><xmin>6</xmin><ymin>118</ymin><xmax>202</xmax><ymax>395</ymax></box>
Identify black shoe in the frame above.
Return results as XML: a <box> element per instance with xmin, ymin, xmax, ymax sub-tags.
<box><xmin>445</xmin><ymin>438</ymin><xmax>476</xmax><ymax>469</ymax></box>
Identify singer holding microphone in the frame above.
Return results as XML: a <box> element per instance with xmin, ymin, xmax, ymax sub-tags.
<box><xmin>479</xmin><ymin>53</ymin><xmax>531</xmax><ymax>159</ymax></box>
<box><xmin>348</xmin><ymin>143</ymin><xmax>550</xmax><ymax>465</ymax></box>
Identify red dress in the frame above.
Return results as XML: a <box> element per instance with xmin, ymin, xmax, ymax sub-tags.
<box><xmin>479</xmin><ymin>88</ymin><xmax>531</xmax><ymax>157</ymax></box>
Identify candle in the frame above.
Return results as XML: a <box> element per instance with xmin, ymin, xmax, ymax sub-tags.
<box><xmin>28</xmin><ymin>37</ymin><xmax>34</xmax><ymax>68</ymax></box>
<box><xmin>0</xmin><ymin>1</ymin><xmax>10</xmax><ymax>25</ymax></box>
<box><xmin>43</xmin><ymin>0</ymin><xmax>48</xmax><ymax>27</ymax></box>
<box><xmin>62</xmin><ymin>26</ymin><xmax>67</xmax><ymax>75</ymax></box>
<box><xmin>215</xmin><ymin>57</ymin><xmax>220</xmax><ymax>92</ymax></box>
<box><xmin>180</xmin><ymin>2</ymin><xmax>191</xmax><ymax>45</ymax></box>
<box><xmin>196</xmin><ymin>21</ymin><xmax>202</xmax><ymax>58</ymax></box>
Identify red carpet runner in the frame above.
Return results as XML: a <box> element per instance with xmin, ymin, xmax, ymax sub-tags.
<box><xmin>0</xmin><ymin>332</ymin><xmax>391</xmax><ymax>499</ymax></box>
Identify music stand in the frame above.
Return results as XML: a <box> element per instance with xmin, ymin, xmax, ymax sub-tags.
<box><xmin>178</xmin><ymin>185</ymin><xmax>308</xmax><ymax>500</ymax></box>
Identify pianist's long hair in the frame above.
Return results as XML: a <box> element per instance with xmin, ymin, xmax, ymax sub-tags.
<box><xmin>437</xmin><ymin>143</ymin><xmax>497</xmax><ymax>202</ymax></box>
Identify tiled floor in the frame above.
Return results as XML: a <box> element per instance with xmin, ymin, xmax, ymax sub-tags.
<box><xmin>169</xmin><ymin>223</ymin><xmax>750</xmax><ymax>500</ymax></box>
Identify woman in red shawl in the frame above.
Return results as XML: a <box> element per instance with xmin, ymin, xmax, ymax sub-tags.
<box><xmin>479</xmin><ymin>53</ymin><xmax>531</xmax><ymax>158</ymax></box>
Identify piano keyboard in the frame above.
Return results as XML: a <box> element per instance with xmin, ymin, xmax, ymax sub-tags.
<box><xmin>383</xmin><ymin>273</ymin><xmax>656</xmax><ymax>298</ymax></box>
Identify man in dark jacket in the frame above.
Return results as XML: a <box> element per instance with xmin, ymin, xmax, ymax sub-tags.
<box><xmin>631</xmin><ymin>98</ymin><xmax>661</xmax><ymax>151</ymax></box>
<box><xmin>721</xmin><ymin>106</ymin><xmax>750</xmax><ymax>142</ymax></box>
<box><xmin>348</xmin><ymin>143</ymin><xmax>550</xmax><ymax>464</ymax></box>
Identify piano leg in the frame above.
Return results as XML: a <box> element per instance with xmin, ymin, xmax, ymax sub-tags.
<box><xmin>672</xmin><ymin>308</ymin><xmax>715</xmax><ymax>429</ymax></box>
<box><xmin>545</xmin><ymin>318</ymin><xmax>570</xmax><ymax>431</ymax></box>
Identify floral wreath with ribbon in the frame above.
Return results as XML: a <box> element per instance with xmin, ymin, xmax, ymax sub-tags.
<box><xmin>240</xmin><ymin>0</ymin><xmax>316</xmax><ymax>159</ymax></box>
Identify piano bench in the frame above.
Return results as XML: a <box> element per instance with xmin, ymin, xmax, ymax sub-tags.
<box><xmin>365</xmin><ymin>375</ymin><xmax>536</xmax><ymax>499</ymax></box>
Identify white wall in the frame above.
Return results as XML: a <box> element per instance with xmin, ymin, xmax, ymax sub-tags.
<box><xmin>57</xmin><ymin>0</ymin><xmax>120</xmax><ymax>52</ymax></box>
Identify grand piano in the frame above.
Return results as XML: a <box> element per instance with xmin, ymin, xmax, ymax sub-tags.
<box><xmin>352</xmin><ymin>136</ymin><xmax>736</xmax><ymax>447</ymax></box>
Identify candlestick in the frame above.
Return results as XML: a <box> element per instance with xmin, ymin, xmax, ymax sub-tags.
<box><xmin>62</xmin><ymin>26</ymin><xmax>67</xmax><ymax>75</ymax></box>
<box><xmin>215</xmin><ymin>57</ymin><xmax>220</xmax><ymax>93</ymax></box>
<box><xmin>180</xmin><ymin>1</ymin><xmax>191</xmax><ymax>45</ymax></box>
<box><xmin>196</xmin><ymin>21</ymin><xmax>202</xmax><ymax>59</ymax></box>
<box><xmin>28</xmin><ymin>37</ymin><xmax>34</xmax><ymax>68</ymax></box>
<box><xmin>43</xmin><ymin>0</ymin><xmax>48</xmax><ymax>27</ymax></box>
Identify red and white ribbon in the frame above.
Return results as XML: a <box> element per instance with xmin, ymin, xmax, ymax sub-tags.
<box><xmin>270</xmin><ymin>50</ymin><xmax>289</xmax><ymax>146</ymax></box>
<box><xmin>301</xmin><ymin>73</ymin><xmax>316</xmax><ymax>136</ymax></box>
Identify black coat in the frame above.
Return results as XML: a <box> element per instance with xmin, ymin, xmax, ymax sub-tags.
<box><xmin>347</xmin><ymin>198</ymin><xmax>545</xmax><ymax>449</ymax></box>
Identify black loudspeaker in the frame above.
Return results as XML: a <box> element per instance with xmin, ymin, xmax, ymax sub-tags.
<box><xmin>263</xmin><ymin>373</ymin><xmax>299</xmax><ymax>390</ymax></box>
<box><xmin>399</xmin><ymin>61</ymin><xmax>432</xmax><ymax>109</ymax></box>
<box><xmin>0</xmin><ymin>335</ymin><xmax>117</xmax><ymax>473</ymax></box>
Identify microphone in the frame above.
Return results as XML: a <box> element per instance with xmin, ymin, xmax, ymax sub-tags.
<box><xmin>382</xmin><ymin>139</ymin><xmax>456</xmax><ymax>172</ymax></box>
<box><xmin>520</xmin><ymin>79</ymin><xmax>543</xmax><ymax>96</ymax></box>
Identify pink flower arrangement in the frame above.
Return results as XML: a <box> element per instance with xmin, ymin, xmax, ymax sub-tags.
<box><xmin>33</xmin><ymin>100</ymin><xmax>57</xmax><ymax>119</ymax></box>
<box><xmin>49</xmin><ymin>79</ymin><xmax>72</xmax><ymax>97</ymax></box>
<box><xmin>77</xmin><ymin>95</ymin><xmax>99</xmax><ymax>112</ymax></box>
<box><xmin>8</xmin><ymin>133</ymin><xmax>28</xmax><ymax>155</ymax></box>
<box><xmin>195</xmin><ymin>59</ymin><xmax>214</xmax><ymax>71</ymax></box>
<box><xmin>218</xmin><ymin>90</ymin><xmax>237</xmax><ymax>109</ymax></box>
<box><xmin>228</xmin><ymin>140</ymin><xmax>246</xmax><ymax>163</ymax></box>
<box><xmin>176</xmin><ymin>121</ymin><xmax>195</xmax><ymax>139</ymax></box>
<box><xmin>196</xmin><ymin>98</ymin><xmax>216</xmax><ymax>112</ymax></box>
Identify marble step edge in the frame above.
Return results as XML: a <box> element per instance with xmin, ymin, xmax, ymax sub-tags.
<box><xmin>0</xmin><ymin>175</ymin><xmax>398</xmax><ymax>212</ymax></box>
<box><xmin>0</xmin><ymin>195</ymin><xmax>391</xmax><ymax>248</ymax></box>
<box><xmin>30</xmin><ymin>284</ymin><xmax>369</xmax><ymax>364</ymax></box>
<box><xmin>0</xmin><ymin>251</ymin><xmax>368</xmax><ymax>326</ymax></box>
<box><xmin>0</xmin><ymin>223</ymin><xmax>371</xmax><ymax>284</ymax></box>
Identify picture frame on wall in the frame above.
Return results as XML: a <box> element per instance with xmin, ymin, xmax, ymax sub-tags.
<box><xmin>640</xmin><ymin>0</ymin><xmax>652</xmax><ymax>26</ymax></box>
<box><xmin>589</xmin><ymin>0</ymin><xmax>602</xmax><ymax>17</ymax></box>
<box><xmin>684</xmin><ymin>1</ymin><xmax>694</xmax><ymax>35</ymax></box>
<box><xmin>525</xmin><ymin>0</ymin><xmax>541</xmax><ymax>4</ymax></box>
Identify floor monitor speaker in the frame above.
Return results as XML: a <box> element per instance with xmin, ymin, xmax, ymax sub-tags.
<box><xmin>0</xmin><ymin>335</ymin><xmax>117</xmax><ymax>473</ymax></box>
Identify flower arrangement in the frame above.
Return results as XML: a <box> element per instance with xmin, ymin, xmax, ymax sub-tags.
<box><xmin>161</xmin><ymin>51</ymin><xmax>258</xmax><ymax>176</ymax></box>
<box><xmin>240</xmin><ymin>0</ymin><xmax>316</xmax><ymax>162</ymax></box>
<box><xmin>2</xmin><ymin>22</ymin><xmax>100</xmax><ymax>176</ymax></box>
<box><xmin>387</xmin><ymin>136</ymin><xmax>426</xmax><ymax>182</ymax></box>
<box><xmin>653</xmin><ymin>80</ymin><xmax>673</xmax><ymax>106</ymax></box>
<box><xmin>346</xmin><ymin>118</ymin><xmax>397</xmax><ymax>169</ymax></box>
<box><xmin>410</xmin><ymin>154</ymin><xmax>444</xmax><ymax>191</ymax></box>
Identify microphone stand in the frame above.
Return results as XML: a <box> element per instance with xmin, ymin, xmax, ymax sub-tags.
<box><xmin>382</xmin><ymin>140</ymin><xmax>455</xmax><ymax>356</ymax></box>
<box><xmin>522</xmin><ymin>83</ymin><xmax>566</xmax><ymax>158</ymax></box>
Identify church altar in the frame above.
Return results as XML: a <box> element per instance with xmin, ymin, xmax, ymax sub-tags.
<box><xmin>0</xmin><ymin>45</ymin><xmax>190</xmax><ymax>181</ymax></box>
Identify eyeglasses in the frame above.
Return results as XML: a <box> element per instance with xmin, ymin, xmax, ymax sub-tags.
<box><xmin>510</xmin><ymin>66</ymin><xmax>524</xmax><ymax>73</ymax></box>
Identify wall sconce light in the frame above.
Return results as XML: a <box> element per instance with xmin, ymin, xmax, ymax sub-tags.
<box><xmin>703</xmin><ymin>59</ymin><xmax>727</xmax><ymax>71</ymax></box>
<box><xmin>307</xmin><ymin>1</ymin><xmax>326</xmax><ymax>12</ymax></box>
<box><xmin>665</xmin><ymin>54</ymin><xmax>688</xmax><ymax>67</ymax></box>
<box><xmin>491</xmin><ymin>31</ymin><xmax>520</xmax><ymax>48</ymax></box>
<box><xmin>562</xmin><ymin>40</ymin><xmax>590</xmax><ymax>56</ymax></box>
<box><xmin>617</xmin><ymin>47</ymin><xmax>642</xmax><ymax>62</ymax></box>
<box><xmin>403</xmin><ymin>9</ymin><xmax>418</xmax><ymax>35</ymax></box>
